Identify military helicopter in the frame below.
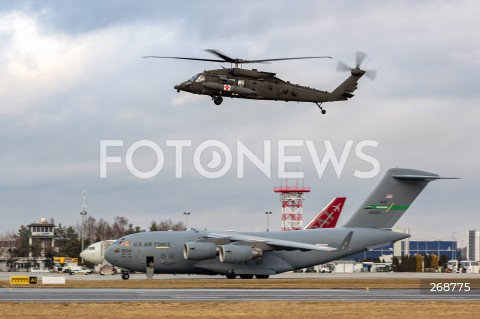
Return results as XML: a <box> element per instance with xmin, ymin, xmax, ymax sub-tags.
<box><xmin>144</xmin><ymin>50</ymin><xmax>376</xmax><ymax>114</ymax></box>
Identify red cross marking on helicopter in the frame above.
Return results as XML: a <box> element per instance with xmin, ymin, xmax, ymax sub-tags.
<box><xmin>223</xmin><ymin>84</ymin><xmax>231</xmax><ymax>91</ymax></box>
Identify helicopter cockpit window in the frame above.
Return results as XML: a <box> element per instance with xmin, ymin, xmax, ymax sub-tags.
<box><xmin>189</xmin><ymin>74</ymin><xmax>199</xmax><ymax>82</ymax></box>
<box><xmin>195</xmin><ymin>74</ymin><xmax>205</xmax><ymax>83</ymax></box>
<box><xmin>238</xmin><ymin>80</ymin><xmax>245</xmax><ymax>87</ymax></box>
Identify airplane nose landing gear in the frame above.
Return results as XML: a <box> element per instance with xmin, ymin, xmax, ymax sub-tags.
<box><xmin>121</xmin><ymin>270</ymin><xmax>130</xmax><ymax>280</ymax></box>
<box><xmin>213</xmin><ymin>96</ymin><xmax>223</xmax><ymax>105</ymax></box>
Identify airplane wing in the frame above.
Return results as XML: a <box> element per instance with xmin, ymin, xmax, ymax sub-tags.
<box><xmin>205</xmin><ymin>231</ymin><xmax>353</xmax><ymax>252</ymax></box>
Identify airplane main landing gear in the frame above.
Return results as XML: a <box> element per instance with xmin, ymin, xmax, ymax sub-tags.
<box><xmin>316</xmin><ymin>103</ymin><xmax>326</xmax><ymax>114</ymax></box>
<box><xmin>213</xmin><ymin>96</ymin><xmax>223</xmax><ymax>105</ymax></box>
<box><xmin>121</xmin><ymin>270</ymin><xmax>130</xmax><ymax>280</ymax></box>
<box><xmin>226</xmin><ymin>269</ymin><xmax>236</xmax><ymax>279</ymax></box>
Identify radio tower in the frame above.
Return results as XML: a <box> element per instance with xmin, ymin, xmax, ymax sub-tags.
<box><xmin>274</xmin><ymin>180</ymin><xmax>311</xmax><ymax>231</ymax></box>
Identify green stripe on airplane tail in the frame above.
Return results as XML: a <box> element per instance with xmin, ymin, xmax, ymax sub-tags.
<box><xmin>363</xmin><ymin>205</ymin><xmax>410</xmax><ymax>210</ymax></box>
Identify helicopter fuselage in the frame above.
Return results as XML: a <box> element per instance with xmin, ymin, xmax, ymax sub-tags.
<box><xmin>174</xmin><ymin>68</ymin><xmax>342</xmax><ymax>106</ymax></box>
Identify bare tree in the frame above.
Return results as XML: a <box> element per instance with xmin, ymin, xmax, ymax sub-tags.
<box><xmin>111</xmin><ymin>216</ymin><xmax>129</xmax><ymax>238</ymax></box>
<box><xmin>95</xmin><ymin>218</ymin><xmax>111</xmax><ymax>241</ymax></box>
<box><xmin>157</xmin><ymin>219</ymin><xmax>185</xmax><ymax>231</ymax></box>
<box><xmin>84</xmin><ymin>215</ymin><xmax>97</xmax><ymax>242</ymax></box>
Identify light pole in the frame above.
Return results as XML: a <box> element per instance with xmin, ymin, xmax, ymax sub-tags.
<box><xmin>183</xmin><ymin>212</ymin><xmax>191</xmax><ymax>230</ymax></box>
<box><xmin>265</xmin><ymin>211</ymin><xmax>272</xmax><ymax>232</ymax></box>
<box><xmin>80</xmin><ymin>191</ymin><xmax>87</xmax><ymax>263</ymax></box>
<box><xmin>452</xmin><ymin>231</ymin><xmax>460</xmax><ymax>260</ymax></box>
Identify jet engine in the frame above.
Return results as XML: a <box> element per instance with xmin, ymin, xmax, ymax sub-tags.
<box><xmin>219</xmin><ymin>245</ymin><xmax>263</xmax><ymax>263</ymax></box>
<box><xmin>183</xmin><ymin>242</ymin><xmax>217</xmax><ymax>260</ymax></box>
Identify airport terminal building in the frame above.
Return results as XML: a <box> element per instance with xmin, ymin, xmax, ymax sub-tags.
<box><xmin>343</xmin><ymin>228</ymin><xmax>470</xmax><ymax>262</ymax></box>
<box><xmin>346</xmin><ymin>240</ymin><xmax>459</xmax><ymax>261</ymax></box>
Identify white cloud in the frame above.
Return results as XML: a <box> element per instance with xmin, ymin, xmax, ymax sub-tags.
<box><xmin>0</xmin><ymin>11</ymin><xmax>89</xmax><ymax>114</ymax></box>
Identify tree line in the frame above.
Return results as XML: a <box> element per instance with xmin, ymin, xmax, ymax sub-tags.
<box><xmin>1</xmin><ymin>216</ymin><xmax>185</xmax><ymax>260</ymax></box>
<box><xmin>391</xmin><ymin>254</ymin><xmax>447</xmax><ymax>272</ymax></box>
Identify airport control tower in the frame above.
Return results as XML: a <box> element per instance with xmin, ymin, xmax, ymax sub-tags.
<box><xmin>274</xmin><ymin>181</ymin><xmax>311</xmax><ymax>231</ymax></box>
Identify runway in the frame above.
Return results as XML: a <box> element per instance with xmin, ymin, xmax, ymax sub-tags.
<box><xmin>2</xmin><ymin>271</ymin><xmax>479</xmax><ymax>281</ymax></box>
<box><xmin>2</xmin><ymin>288</ymin><xmax>479</xmax><ymax>302</ymax></box>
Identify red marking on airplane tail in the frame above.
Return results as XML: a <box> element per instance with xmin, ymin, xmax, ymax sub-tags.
<box><xmin>305</xmin><ymin>197</ymin><xmax>346</xmax><ymax>229</ymax></box>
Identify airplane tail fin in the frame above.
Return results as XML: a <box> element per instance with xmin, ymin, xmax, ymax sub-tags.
<box><xmin>305</xmin><ymin>197</ymin><xmax>346</xmax><ymax>229</ymax></box>
<box><xmin>343</xmin><ymin>168</ymin><xmax>457</xmax><ymax>229</ymax></box>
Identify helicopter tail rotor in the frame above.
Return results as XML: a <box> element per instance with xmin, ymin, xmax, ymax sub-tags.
<box><xmin>337</xmin><ymin>51</ymin><xmax>377</xmax><ymax>80</ymax></box>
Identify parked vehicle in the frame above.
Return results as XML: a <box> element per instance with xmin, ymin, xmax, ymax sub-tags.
<box><xmin>446</xmin><ymin>260</ymin><xmax>479</xmax><ymax>273</ymax></box>
<box><xmin>67</xmin><ymin>266</ymin><xmax>93</xmax><ymax>275</ymax></box>
<box><xmin>30</xmin><ymin>267</ymin><xmax>50</xmax><ymax>273</ymax></box>
<box><xmin>459</xmin><ymin>260</ymin><xmax>479</xmax><ymax>273</ymax></box>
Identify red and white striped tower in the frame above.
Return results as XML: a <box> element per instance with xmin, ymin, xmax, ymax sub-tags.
<box><xmin>274</xmin><ymin>181</ymin><xmax>311</xmax><ymax>231</ymax></box>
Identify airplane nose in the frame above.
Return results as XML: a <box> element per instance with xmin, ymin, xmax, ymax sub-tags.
<box><xmin>80</xmin><ymin>249</ymin><xmax>87</xmax><ymax>260</ymax></box>
<box><xmin>104</xmin><ymin>245</ymin><xmax>115</xmax><ymax>264</ymax></box>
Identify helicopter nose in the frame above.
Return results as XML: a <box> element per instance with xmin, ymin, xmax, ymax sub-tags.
<box><xmin>174</xmin><ymin>84</ymin><xmax>185</xmax><ymax>93</ymax></box>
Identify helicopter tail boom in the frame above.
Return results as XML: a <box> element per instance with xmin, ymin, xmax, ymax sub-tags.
<box><xmin>330</xmin><ymin>72</ymin><xmax>364</xmax><ymax>101</ymax></box>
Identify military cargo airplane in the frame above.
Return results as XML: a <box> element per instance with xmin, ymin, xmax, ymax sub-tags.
<box><xmin>105</xmin><ymin>168</ymin><xmax>455</xmax><ymax>279</ymax></box>
<box><xmin>80</xmin><ymin>199</ymin><xmax>345</xmax><ymax>266</ymax></box>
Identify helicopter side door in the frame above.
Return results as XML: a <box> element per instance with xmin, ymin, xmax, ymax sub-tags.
<box><xmin>244</xmin><ymin>79</ymin><xmax>276</xmax><ymax>99</ymax></box>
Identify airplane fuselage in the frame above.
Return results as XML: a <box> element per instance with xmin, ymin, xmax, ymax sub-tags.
<box><xmin>105</xmin><ymin>227</ymin><xmax>408</xmax><ymax>276</ymax></box>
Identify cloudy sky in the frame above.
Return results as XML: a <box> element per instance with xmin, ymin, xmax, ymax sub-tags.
<box><xmin>0</xmin><ymin>0</ymin><xmax>478</xmax><ymax>246</ymax></box>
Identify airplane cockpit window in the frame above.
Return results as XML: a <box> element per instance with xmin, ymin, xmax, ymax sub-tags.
<box><xmin>195</xmin><ymin>74</ymin><xmax>205</xmax><ymax>82</ymax></box>
<box><xmin>88</xmin><ymin>246</ymin><xmax>95</xmax><ymax>250</ymax></box>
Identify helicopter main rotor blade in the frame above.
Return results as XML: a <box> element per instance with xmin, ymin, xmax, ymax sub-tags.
<box><xmin>143</xmin><ymin>56</ymin><xmax>225</xmax><ymax>62</ymax></box>
<box><xmin>145</xmin><ymin>50</ymin><xmax>333</xmax><ymax>65</ymax></box>
<box><xmin>246</xmin><ymin>56</ymin><xmax>333</xmax><ymax>63</ymax></box>
<box><xmin>205</xmin><ymin>49</ymin><xmax>332</xmax><ymax>64</ymax></box>
<box><xmin>204</xmin><ymin>49</ymin><xmax>237</xmax><ymax>63</ymax></box>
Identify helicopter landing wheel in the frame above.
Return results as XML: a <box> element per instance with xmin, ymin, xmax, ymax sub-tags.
<box><xmin>213</xmin><ymin>96</ymin><xmax>223</xmax><ymax>105</ymax></box>
<box><xmin>316</xmin><ymin>103</ymin><xmax>326</xmax><ymax>114</ymax></box>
